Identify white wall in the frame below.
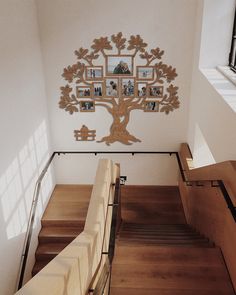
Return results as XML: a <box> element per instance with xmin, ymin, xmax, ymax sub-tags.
<box><xmin>0</xmin><ymin>1</ymin><xmax>54</xmax><ymax>293</ymax></box>
<box><xmin>188</xmin><ymin>0</ymin><xmax>236</xmax><ymax>167</ymax></box>
<box><xmin>35</xmin><ymin>0</ymin><xmax>197</xmax><ymax>184</ymax></box>
<box><xmin>53</xmin><ymin>153</ymin><xmax>179</xmax><ymax>185</ymax></box>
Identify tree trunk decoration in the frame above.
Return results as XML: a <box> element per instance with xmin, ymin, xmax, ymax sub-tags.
<box><xmin>59</xmin><ymin>32</ymin><xmax>180</xmax><ymax>145</ymax></box>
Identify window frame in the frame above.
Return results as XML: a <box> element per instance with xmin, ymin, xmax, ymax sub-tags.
<box><xmin>229</xmin><ymin>9</ymin><xmax>236</xmax><ymax>72</ymax></box>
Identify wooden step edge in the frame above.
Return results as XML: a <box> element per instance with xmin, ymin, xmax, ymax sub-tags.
<box><xmin>41</xmin><ymin>219</ymin><xmax>85</xmax><ymax>227</ymax></box>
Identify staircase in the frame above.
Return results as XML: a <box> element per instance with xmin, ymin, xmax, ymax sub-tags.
<box><xmin>110</xmin><ymin>185</ymin><xmax>235</xmax><ymax>295</ymax></box>
<box><xmin>118</xmin><ymin>223</ymin><xmax>215</xmax><ymax>247</ymax></box>
<box><xmin>32</xmin><ymin>184</ymin><xmax>92</xmax><ymax>276</ymax></box>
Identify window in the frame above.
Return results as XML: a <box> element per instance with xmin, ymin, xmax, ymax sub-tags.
<box><xmin>229</xmin><ymin>9</ymin><xmax>236</xmax><ymax>72</ymax></box>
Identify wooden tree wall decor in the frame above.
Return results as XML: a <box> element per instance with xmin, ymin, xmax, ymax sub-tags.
<box><xmin>59</xmin><ymin>32</ymin><xmax>180</xmax><ymax>145</ymax></box>
<box><xmin>74</xmin><ymin>125</ymin><xmax>96</xmax><ymax>141</ymax></box>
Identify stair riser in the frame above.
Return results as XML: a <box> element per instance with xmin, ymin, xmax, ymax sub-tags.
<box><xmin>39</xmin><ymin>236</ymin><xmax>77</xmax><ymax>243</ymax></box>
<box><xmin>35</xmin><ymin>253</ymin><xmax>58</xmax><ymax>261</ymax></box>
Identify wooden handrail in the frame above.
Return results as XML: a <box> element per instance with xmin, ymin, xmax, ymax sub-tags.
<box><xmin>178</xmin><ymin>143</ymin><xmax>236</xmax><ymax>292</ymax></box>
<box><xmin>179</xmin><ymin>143</ymin><xmax>236</xmax><ymax>205</ymax></box>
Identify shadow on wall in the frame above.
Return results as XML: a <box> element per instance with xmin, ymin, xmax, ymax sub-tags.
<box><xmin>193</xmin><ymin>123</ymin><xmax>215</xmax><ymax>168</ymax></box>
<box><xmin>0</xmin><ymin>120</ymin><xmax>54</xmax><ymax>295</ymax></box>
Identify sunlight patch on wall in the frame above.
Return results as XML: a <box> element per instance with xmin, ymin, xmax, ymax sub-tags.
<box><xmin>0</xmin><ymin>158</ymin><xmax>23</xmax><ymax>232</ymax></box>
<box><xmin>34</xmin><ymin>121</ymin><xmax>49</xmax><ymax>166</ymax></box>
<box><xmin>193</xmin><ymin>123</ymin><xmax>215</xmax><ymax>168</ymax></box>
<box><xmin>19</xmin><ymin>137</ymin><xmax>37</xmax><ymax>188</ymax></box>
<box><xmin>39</xmin><ymin>169</ymin><xmax>53</xmax><ymax>208</ymax></box>
<box><xmin>0</xmin><ymin>120</ymin><xmax>53</xmax><ymax>240</ymax></box>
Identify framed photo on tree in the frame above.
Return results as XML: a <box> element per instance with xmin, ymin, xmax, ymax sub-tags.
<box><xmin>121</xmin><ymin>78</ymin><xmax>135</xmax><ymax>97</ymax></box>
<box><xmin>76</xmin><ymin>86</ymin><xmax>92</xmax><ymax>98</ymax></box>
<box><xmin>85</xmin><ymin>66</ymin><xmax>103</xmax><ymax>80</ymax></box>
<box><xmin>80</xmin><ymin>100</ymin><xmax>95</xmax><ymax>112</ymax></box>
<box><xmin>136</xmin><ymin>66</ymin><xmax>154</xmax><ymax>80</ymax></box>
<box><xmin>92</xmin><ymin>82</ymin><xmax>104</xmax><ymax>98</ymax></box>
<box><xmin>136</xmin><ymin>82</ymin><xmax>147</xmax><ymax>97</ymax></box>
<box><xmin>147</xmin><ymin>86</ymin><xmax>163</xmax><ymax>98</ymax></box>
<box><xmin>106</xmin><ymin>55</ymin><xmax>133</xmax><ymax>76</ymax></box>
<box><xmin>144</xmin><ymin>101</ymin><xmax>159</xmax><ymax>112</ymax></box>
<box><xmin>105</xmin><ymin>78</ymin><xmax>119</xmax><ymax>97</ymax></box>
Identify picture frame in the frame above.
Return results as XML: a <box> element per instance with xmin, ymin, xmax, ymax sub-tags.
<box><xmin>85</xmin><ymin>66</ymin><xmax>103</xmax><ymax>80</ymax></box>
<box><xmin>136</xmin><ymin>66</ymin><xmax>154</xmax><ymax>80</ymax></box>
<box><xmin>106</xmin><ymin>55</ymin><xmax>133</xmax><ymax>76</ymax></box>
<box><xmin>76</xmin><ymin>86</ymin><xmax>92</xmax><ymax>98</ymax></box>
<box><xmin>144</xmin><ymin>101</ymin><xmax>159</xmax><ymax>112</ymax></box>
<box><xmin>80</xmin><ymin>100</ymin><xmax>95</xmax><ymax>112</ymax></box>
<box><xmin>92</xmin><ymin>82</ymin><xmax>104</xmax><ymax>98</ymax></box>
<box><xmin>136</xmin><ymin>82</ymin><xmax>147</xmax><ymax>97</ymax></box>
<box><xmin>105</xmin><ymin>78</ymin><xmax>119</xmax><ymax>97</ymax></box>
<box><xmin>147</xmin><ymin>86</ymin><xmax>163</xmax><ymax>98</ymax></box>
<box><xmin>121</xmin><ymin>78</ymin><xmax>135</xmax><ymax>97</ymax></box>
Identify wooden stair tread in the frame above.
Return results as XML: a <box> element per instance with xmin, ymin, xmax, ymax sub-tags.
<box><xmin>121</xmin><ymin>185</ymin><xmax>181</xmax><ymax>203</ymax></box>
<box><xmin>39</xmin><ymin>226</ymin><xmax>83</xmax><ymax>237</ymax></box>
<box><xmin>39</xmin><ymin>226</ymin><xmax>83</xmax><ymax>243</ymax></box>
<box><xmin>41</xmin><ymin>219</ymin><xmax>85</xmax><ymax>227</ymax></box>
<box><xmin>113</xmin><ymin>245</ymin><xmax>225</xmax><ymax>266</ymax></box>
<box><xmin>42</xmin><ymin>203</ymin><xmax>89</xmax><ymax>221</ymax></box>
<box><xmin>42</xmin><ymin>184</ymin><xmax>92</xmax><ymax>221</ymax></box>
<box><xmin>121</xmin><ymin>186</ymin><xmax>186</xmax><ymax>224</ymax></box>
<box><xmin>48</xmin><ymin>184</ymin><xmax>93</xmax><ymax>201</ymax></box>
<box><xmin>111</xmin><ymin>264</ymin><xmax>234</xmax><ymax>291</ymax></box>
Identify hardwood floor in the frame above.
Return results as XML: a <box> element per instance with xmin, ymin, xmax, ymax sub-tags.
<box><xmin>32</xmin><ymin>184</ymin><xmax>92</xmax><ymax>276</ymax></box>
<box><xmin>110</xmin><ymin>185</ymin><xmax>235</xmax><ymax>295</ymax></box>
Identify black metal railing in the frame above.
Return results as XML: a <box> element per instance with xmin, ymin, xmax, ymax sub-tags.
<box><xmin>16</xmin><ymin>153</ymin><xmax>57</xmax><ymax>290</ymax></box>
<box><xmin>176</xmin><ymin>150</ymin><xmax>236</xmax><ymax>223</ymax></box>
<box><xmin>17</xmin><ymin>149</ymin><xmax>236</xmax><ymax>292</ymax></box>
